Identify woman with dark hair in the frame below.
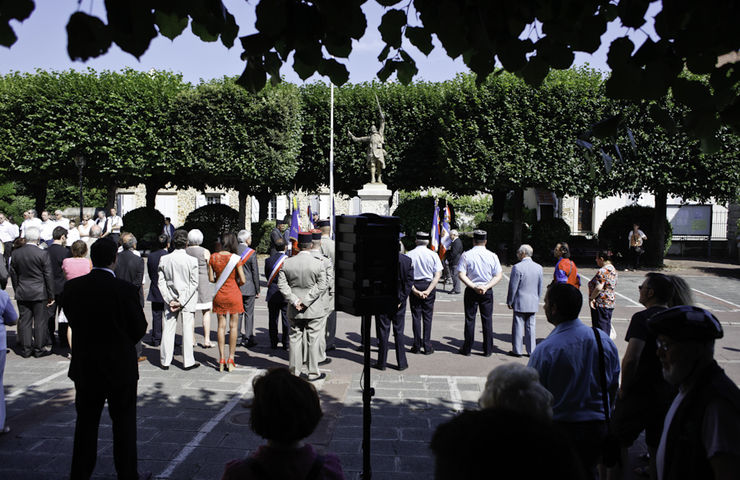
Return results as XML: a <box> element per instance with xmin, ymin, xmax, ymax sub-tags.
<box><xmin>222</xmin><ymin>368</ymin><xmax>344</xmax><ymax>480</ymax></box>
<box><xmin>208</xmin><ymin>233</ymin><xmax>247</xmax><ymax>372</ymax></box>
<box><xmin>588</xmin><ymin>250</ymin><xmax>618</xmax><ymax>335</ymax></box>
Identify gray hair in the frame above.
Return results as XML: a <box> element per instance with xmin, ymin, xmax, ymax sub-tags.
<box><xmin>122</xmin><ymin>233</ymin><xmax>137</xmax><ymax>250</ymax></box>
<box><xmin>479</xmin><ymin>363</ymin><xmax>553</xmax><ymax>421</ymax></box>
<box><xmin>90</xmin><ymin>225</ymin><xmax>102</xmax><ymax>238</ymax></box>
<box><xmin>237</xmin><ymin>229</ymin><xmax>251</xmax><ymax>244</ymax></box>
<box><xmin>24</xmin><ymin>226</ymin><xmax>40</xmax><ymax>242</ymax></box>
<box><xmin>29</xmin><ymin>209</ymin><xmax>37</xmax><ymax>217</ymax></box>
<box><xmin>187</xmin><ymin>229</ymin><xmax>204</xmax><ymax>246</ymax></box>
<box><xmin>450</xmin><ymin>229</ymin><xmax>458</xmax><ymax>236</ymax></box>
<box><xmin>517</xmin><ymin>244</ymin><xmax>533</xmax><ymax>258</ymax></box>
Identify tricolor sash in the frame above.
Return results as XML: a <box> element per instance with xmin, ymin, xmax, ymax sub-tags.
<box><xmin>267</xmin><ymin>253</ymin><xmax>288</xmax><ymax>287</ymax></box>
<box><xmin>240</xmin><ymin>246</ymin><xmax>255</xmax><ymax>263</ymax></box>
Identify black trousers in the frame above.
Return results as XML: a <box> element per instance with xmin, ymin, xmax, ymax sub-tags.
<box><xmin>267</xmin><ymin>296</ymin><xmax>289</xmax><ymax>347</ymax></box>
<box><xmin>71</xmin><ymin>380</ymin><xmax>139</xmax><ymax>480</ymax></box>
<box><xmin>590</xmin><ymin>306</ymin><xmax>613</xmax><ymax>335</ymax></box>
<box><xmin>17</xmin><ymin>300</ymin><xmax>47</xmax><ymax>357</ymax></box>
<box><xmin>409</xmin><ymin>279</ymin><xmax>435</xmax><ymax>352</ymax></box>
<box><xmin>150</xmin><ymin>302</ymin><xmax>164</xmax><ymax>344</ymax></box>
<box><xmin>461</xmin><ymin>287</ymin><xmax>494</xmax><ymax>354</ymax></box>
<box><xmin>376</xmin><ymin>301</ymin><xmax>408</xmax><ymax>369</ymax></box>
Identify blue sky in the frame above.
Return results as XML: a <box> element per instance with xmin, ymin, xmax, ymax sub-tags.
<box><xmin>0</xmin><ymin>1</ymin><xmax>661</xmax><ymax>84</ymax></box>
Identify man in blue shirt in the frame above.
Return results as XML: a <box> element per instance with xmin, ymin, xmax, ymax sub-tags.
<box><xmin>405</xmin><ymin>231</ymin><xmax>443</xmax><ymax>355</ymax></box>
<box><xmin>528</xmin><ymin>283</ymin><xmax>619</xmax><ymax>479</ymax></box>
<box><xmin>457</xmin><ymin>230</ymin><xmax>502</xmax><ymax>356</ymax></box>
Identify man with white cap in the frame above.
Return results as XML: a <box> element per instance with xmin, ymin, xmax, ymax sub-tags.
<box><xmin>405</xmin><ymin>231</ymin><xmax>443</xmax><ymax>355</ymax></box>
<box><xmin>457</xmin><ymin>230</ymin><xmax>503</xmax><ymax>356</ymax></box>
<box><xmin>648</xmin><ymin>305</ymin><xmax>740</xmax><ymax>480</ymax></box>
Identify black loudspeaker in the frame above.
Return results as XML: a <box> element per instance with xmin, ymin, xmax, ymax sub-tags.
<box><xmin>335</xmin><ymin>213</ymin><xmax>399</xmax><ymax>316</ymax></box>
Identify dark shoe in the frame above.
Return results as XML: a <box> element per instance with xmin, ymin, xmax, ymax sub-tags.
<box><xmin>458</xmin><ymin>348</ymin><xmax>471</xmax><ymax>356</ymax></box>
<box><xmin>424</xmin><ymin>347</ymin><xmax>434</xmax><ymax>355</ymax></box>
<box><xmin>326</xmin><ymin>345</ymin><xmax>336</xmax><ymax>352</ymax></box>
<box><xmin>506</xmin><ymin>351</ymin><xmax>523</xmax><ymax>358</ymax></box>
<box><xmin>183</xmin><ymin>363</ymin><xmax>200</xmax><ymax>371</ymax></box>
<box><xmin>138</xmin><ymin>356</ymin><xmax>147</xmax><ymax>362</ymax></box>
<box><xmin>307</xmin><ymin>373</ymin><xmax>327</xmax><ymax>382</ymax></box>
<box><xmin>0</xmin><ymin>425</ymin><xmax>10</xmax><ymax>435</ymax></box>
<box><xmin>33</xmin><ymin>350</ymin><xmax>52</xmax><ymax>358</ymax></box>
<box><xmin>372</xmin><ymin>362</ymin><xmax>386</xmax><ymax>371</ymax></box>
<box><xmin>409</xmin><ymin>346</ymin><xmax>420</xmax><ymax>354</ymax></box>
<box><xmin>318</xmin><ymin>358</ymin><xmax>332</xmax><ymax>366</ymax></box>
<box><xmin>270</xmin><ymin>343</ymin><xmax>278</xmax><ymax>349</ymax></box>
<box><xmin>482</xmin><ymin>351</ymin><xmax>493</xmax><ymax>357</ymax></box>
<box><xmin>396</xmin><ymin>364</ymin><xmax>408</xmax><ymax>371</ymax></box>
<box><xmin>161</xmin><ymin>365</ymin><xmax>169</xmax><ymax>370</ymax></box>
<box><xmin>246</xmin><ymin>337</ymin><xmax>258</xmax><ymax>348</ymax></box>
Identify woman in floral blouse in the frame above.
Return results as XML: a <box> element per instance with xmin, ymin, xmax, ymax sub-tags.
<box><xmin>588</xmin><ymin>250</ymin><xmax>617</xmax><ymax>335</ymax></box>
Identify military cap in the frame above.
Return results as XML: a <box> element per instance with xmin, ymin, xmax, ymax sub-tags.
<box><xmin>473</xmin><ymin>229</ymin><xmax>487</xmax><ymax>241</ymax></box>
<box><xmin>298</xmin><ymin>232</ymin><xmax>313</xmax><ymax>244</ymax></box>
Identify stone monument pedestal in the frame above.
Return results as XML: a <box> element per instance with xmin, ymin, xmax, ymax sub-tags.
<box><xmin>357</xmin><ymin>182</ymin><xmax>392</xmax><ymax>215</ymax></box>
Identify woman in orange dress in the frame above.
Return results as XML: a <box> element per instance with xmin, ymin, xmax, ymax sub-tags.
<box><xmin>208</xmin><ymin>233</ymin><xmax>247</xmax><ymax>371</ymax></box>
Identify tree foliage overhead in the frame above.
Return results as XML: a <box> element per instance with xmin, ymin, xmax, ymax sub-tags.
<box><xmin>4</xmin><ymin>1</ymin><xmax>737</xmax><ymax>148</ymax></box>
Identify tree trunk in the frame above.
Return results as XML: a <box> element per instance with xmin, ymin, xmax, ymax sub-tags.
<box><xmin>105</xmin><ymin>184</ymin><xmax>117</xmax><ymax>211</ymax></box>
<box><xmin>238</xmin><ymin>189</ymin><xmax>248</xmax><ymax>228</ymax></box>
<box><xmin>511</xmin><ymin>188</ymin><xmax>524</xmax><ymax>261</ymax></box>
<box><xmin>256</xmin><ymin>191</ymin><xmax>271</xmax><ymax>222</ymax></box>
<box><xmin>491</xmin><ymin>189</ymin><xmax>507</xmax><ymax>222</ymax></box>
<box><xmin>30</xmin><ymin>181</ymin><xmax>48</xmax><ymax>215</ymax></box>
<box><xmin>144</xmin><ymin>181</ymin><xmax>161</xmax><ymax>209</ymax></box>
<box><xmin>651</xmin><ymin>189</ymin><xmax>667</xmax><ymax>267</ymax></box>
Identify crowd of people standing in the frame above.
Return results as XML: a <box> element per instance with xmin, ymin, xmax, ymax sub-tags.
<box><xmin>0</xmin><ymin>207</ymin><xmax>738</xmax><ymax>480</ymax></box>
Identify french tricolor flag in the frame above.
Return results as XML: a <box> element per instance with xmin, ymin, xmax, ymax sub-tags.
<box><xmin>439</xmin><ymin>205</ymin><xmax>451</xmax><ymax>259</ymax></box>
<box><xmin>430</xmin><ymin>199</ymin><xmax>440</xmax><ymax>252</ymax></box>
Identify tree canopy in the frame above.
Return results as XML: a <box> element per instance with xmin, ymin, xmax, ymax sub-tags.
<box><xmin>3</xmin><ymin>1</ymin><xmax>738</xmax><ymax>149</ymax></box>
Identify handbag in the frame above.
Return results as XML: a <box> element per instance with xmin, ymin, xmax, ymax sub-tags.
<box><xmin>593</xmin><ymin>326</ymin><xmax>621</xmax><ymax>467</ymax></box>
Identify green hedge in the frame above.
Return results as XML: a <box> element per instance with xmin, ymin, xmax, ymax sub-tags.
<box><xmin>251</xmin><ymin>220</ymin><xmax>275</xmax><ymax>254</ymax></box>
<box><xmin>183</xmin><ymin>204</ymin><xmax>240</xmax><ymax>251</ymax></box>
<box><xmin>598</xmin><ymin>205</ymin><xmax>672</xmax><ymax>266</ymax></box>
<box><xmin>530</xmin><ymin>217</ymin><xmax>571</xmax><ymax>262</ymax></box>
<box><xmin>477</xmin><ymin>220</ymin><xmax>514</xmax><ymax>260</ymax></box>
<box><xmin>122</xmin><ymin>207</ymin><xmax>164</xmax><ymax>249</ymax></box>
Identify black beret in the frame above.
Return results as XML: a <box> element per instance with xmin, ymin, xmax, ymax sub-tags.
<box><xmin>317</xmin><ymin>220</ymin><xmax>330</xmax><ymax>227</ymax></box>
<box><xmin>473</xmin><ymin>229</ymin><xmax>487</xmax><ymax>240</ymax></box>
<box><xmin>647</xmin><ymin>305</ymin><xmax>723</xmax><ymax>341</ymax></box>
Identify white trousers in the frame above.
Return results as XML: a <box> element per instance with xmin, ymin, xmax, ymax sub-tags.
<box><xmin>160</xmin><ymin>309</ymin><xmax>195</xmax><ymax>368</ymax></box>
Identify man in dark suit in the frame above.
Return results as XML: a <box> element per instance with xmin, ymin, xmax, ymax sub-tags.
<box><xmin>9</xmin><ymin>226</ymin><xmax>54</xmax><ymax>358</ymax></box>
<box><xmin>264</xmin><ymin>238</ymin><xmax>289</xmax><ymax>349</ymax></box>
<box><xmin>162</xmin><ymin>217</ymin><xmax>175</xmax><ymax>250</ymax></box>
<box><xmin>114</xmin><ymin>233</ymin><xmax>146</xmax><ymax>361</ymax></box>
<box><xmin>47</xmin><ymin>226</ymin><xmax>71</xmax><ymax>347</ymax></box>
<box><xmin>374</xmin><ymin>249</ymin><xmax>414</xmax><ymax>371</ymax></box>
<box><xmin>269</xmin><ymin>220</ymin><xmax>288</xmax><ymax>256</ymax></box>
<box><xmin>61</xmin><ymin>238</ymin><xmax>149</xmax><ymax>480</ymax></box>
<box><xmin>447</xmin><ymin>229</ymin><xmax>464</xmax><ymax>294</ymax></box>
<box><xmin>146</xmin><ymin>234</ymin><xmax>169</xmax><ymax>347</ymax></box>
<box><xmin>237</xmin><ymin>230</ymin><xmax>260</xmax><ymax>347</ymax></box>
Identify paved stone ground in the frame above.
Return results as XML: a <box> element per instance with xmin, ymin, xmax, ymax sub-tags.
<box><xmin>1</xmin><ymin>258</ymin><xmax>738</xmax><ymax>479</ymax></box>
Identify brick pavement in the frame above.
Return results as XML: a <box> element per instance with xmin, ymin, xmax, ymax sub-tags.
<box><xmin>1</xmin><ymin>258</ymin><xmax>738</xmax><ymax>479</ymax></box>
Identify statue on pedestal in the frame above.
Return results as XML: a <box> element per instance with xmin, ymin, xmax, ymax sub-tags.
<box><xmin>348</xmin><ymin>96</ymin><xmax>386</xmax><ymax>184</ymax></box>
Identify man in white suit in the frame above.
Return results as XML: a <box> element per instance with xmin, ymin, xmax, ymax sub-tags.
<box><xmin>506</xmin><ymin>244</ymin><xmax>543</xmax><ymax>357</ymax></box>
<box><xmin>277</xmin><ymin>232</ymin><xmax>328</xmax><ymax>381</ymax></box>
<box><xmin>157</xmin><ymin>229</ymin><xmax>200</xmax><ymax>370</ymax></box>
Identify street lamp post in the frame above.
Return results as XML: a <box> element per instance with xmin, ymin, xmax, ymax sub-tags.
<box><xmin>73</xmin><ymin>154</ymin><xmax>85</xmax><ymax>221</ymax></box>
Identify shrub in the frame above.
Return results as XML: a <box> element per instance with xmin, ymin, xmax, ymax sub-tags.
<box><xmin>183</xmin><ymin>204</ymin><xmax>240</xmax><ymax>252</ymax></box>
<box><xmin>530</xmin><ymin>217</ymin><xmax>571</xmax><ymax>262</ymax></box>
<box><xmin>393</xmin><ymin>196</ymin><xmax>437</xmax><ymax>241</ymax></box>
<box><xmin>251</xmin><ymin>220</ymin><xmax>276</xmax><ymax>254</ymax></box>
<box><xmin>122</xmin><ymin>207</ymin><xmax>164</xmax><ymax>249</ymax></box>
<box><xmin>598</xmin><ymin>205</ymin><xmax>672</xmax><ymax>266</ymax></box>
<box><xmin>477</xmin><ymin>220</ymin><xmax>514</xmax><ymax>260</ymax></box>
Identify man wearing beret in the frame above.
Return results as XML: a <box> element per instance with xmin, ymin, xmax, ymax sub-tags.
<box><xmin>649</xmin><ymin>305</ymin><xmax>740</xmax><ymax>480</ymax></box>
<box><xmin>405</xmin><ymin>231</ymin><xmax>443</xmax><ymax>355</ymax></box>
<box><xmin>317</xmin><ymin>219</ymin><xmax>337</xmax><ymax>352</ymax></box>
<box><xmin>457</xmin><ymin>230</ymin><xmax>503</xmax><ymax>356</ymax></box>
<box><xmin>277</xmin><ymin>232</ymin><xmax>328</xmax><ymax>381</ymax></box>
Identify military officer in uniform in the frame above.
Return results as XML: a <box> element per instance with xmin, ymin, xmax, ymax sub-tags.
<box><xmin>457</xmin><ymin>230</ymin><xmax>503</xmax><ymax>356</ymax></box>
<box><xmin>277</xmin><ymin>232</ymin><xmax>328</xmax><ymax>381</ymax></box>
<box><xmin>405</xmin><ymin>231</ymin><xmax>443</xmax><ymax>355</ymax></box>
<box><xmin>317</xmin><ymin>219</ymin><xmax>337</xmax><ymax>351</ymax></box>
<box><xmin>311</xmin><ymin>230</ymin><xmax>333</xmax><ymax>366</ymax></box>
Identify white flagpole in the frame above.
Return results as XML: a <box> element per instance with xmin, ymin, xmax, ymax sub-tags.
<box><xmin>329</xmin><ymin>83</ymin><xmax>335</xmax><ymax>236</ymax></box>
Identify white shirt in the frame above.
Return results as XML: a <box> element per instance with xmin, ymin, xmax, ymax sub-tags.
<box><xmin>628</xmin><ymin>229</ymin><xmax>647</xmax><ymax>247</ymax></box>
<box><xmin>108</xmin><ymin>215</ymin><xmax>123</xmax><ymax>233</ymax></box>
<box><xmin>0</xmin><ymin>221</ymin><xmax>19</xmax><ymax>243</ymax></box>
<box><xmin>406</xmin><ymin>245</ymin><xmax>443</xmax><ymax>281</ymax></box>
<box><xmin>20</xmin><ymin>217</ymin><xmax>41</xmax><ymax>237</ymax></box>
<box><xmin>67</xmin><ymin>227</ymin><xmax>81</xmax><ymax>244</ymax></box>
<box><xmin>56</xmin><ymin>217</ymin><xmax>70</xmax><ymax>230</ymax></box>
<box><xmin>39</xmin><ymin>219</ymin><xmax>57</xmax><ymax>241</ymax></box>
<box><xmin>657</xmin><ymin>388</ymin><xmax>688</xmax><ymax>480</ymax></box>
<box><xmin>457</xmin><ymin>246</ymin><xmax>502</xmax><ymax>285</ymax></box>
